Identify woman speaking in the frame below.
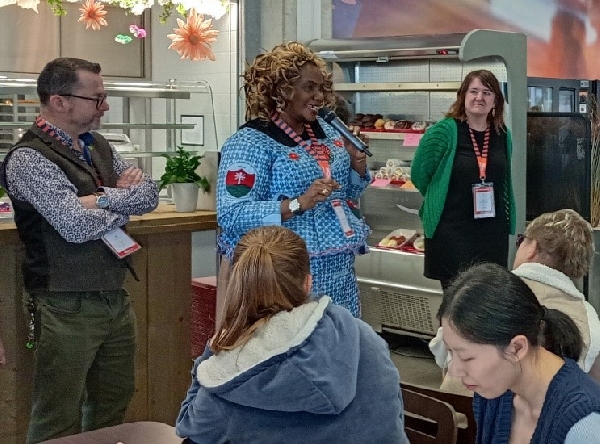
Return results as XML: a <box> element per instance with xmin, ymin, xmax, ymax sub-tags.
<box><xmin>216</xmin><ymin>42</ymin><xmax>370</xmax><ymax>318</ymax></box>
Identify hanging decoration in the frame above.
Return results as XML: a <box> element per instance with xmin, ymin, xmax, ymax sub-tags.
<box><xmin>78</xmin><ymin>0</ymin><xmax>107</xmax><ymax>30</ymax></box>
<box><xmin>0</xmin><ymin>0</ymin><xmax>230</xmax><ymax>19</ymax></box>
<box><xmin>115</xmin><ymin>34</ymin><xmax>133</xmax><ymax>44</ymax></box>
<box><xmin>167</xmin><ymin>8</ymin><xmax>218</xmax><ymax>61</ymax></box>
<box><xmin>1</xmin><ymin>0</ymin><xmax>228</xmax><ymax>60</ymax></box>
<box><xmin>130</xmin><ymin>24</ymin><xmax>147</xmax><ymax>38</ymax></box>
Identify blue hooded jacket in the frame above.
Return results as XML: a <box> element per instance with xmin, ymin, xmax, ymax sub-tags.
<box><xmin>176</xmin><ymin>297</ymin><xmax>408</xmax><ymax>444</ymax></box>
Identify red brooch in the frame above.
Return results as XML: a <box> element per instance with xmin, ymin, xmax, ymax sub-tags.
<box><xmin>334</xmin><ymin>139</ymin><xmax>344</xmax><ymax>147</ymax></box>
<box><xmin>289</xmin><ymin>153</ymin><xmax>299</xmax><ymax>160</ymax></box>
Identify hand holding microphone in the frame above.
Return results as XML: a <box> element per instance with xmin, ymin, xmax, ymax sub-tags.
<box><xmin>318</xmin><ymin>107</ymin><xmax>373</xmax><ymax>157</ymax></box>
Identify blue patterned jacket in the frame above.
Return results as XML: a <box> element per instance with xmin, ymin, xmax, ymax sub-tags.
<box><xmin>217</xmin><ymin>117</ymin><xmax>370</xmax><ymax>259</ymax></box>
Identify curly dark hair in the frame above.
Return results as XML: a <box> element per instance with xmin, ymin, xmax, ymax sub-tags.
<box><xmin>242</xmin><ymin>41</ymin><xmax>335</xmax><ymax>122</ymax></box>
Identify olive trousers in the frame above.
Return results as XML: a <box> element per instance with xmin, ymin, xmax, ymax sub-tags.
<box><xmin>25</xmin><ymin>289</ymin><xmax>136</xmax><ymax>444</ymax></box>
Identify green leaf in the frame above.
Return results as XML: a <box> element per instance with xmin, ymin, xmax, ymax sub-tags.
<box><xmin>158</xmin><ymin>146</ymin><xmax>210</xmax><ymax>191</ymax></box>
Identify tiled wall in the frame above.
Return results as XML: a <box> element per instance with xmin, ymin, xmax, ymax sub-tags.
<box><xmin>147</xmin><ymin>5</ymin><xmax>240</xmax><ymax>279</ymax></box>
<box><xmin>150</xmin><ymin>4</ymin><xmax>240</xmax><ymax>153</ymax></box>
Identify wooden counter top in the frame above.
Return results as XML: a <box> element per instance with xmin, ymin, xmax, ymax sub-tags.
<box><xmin>0</xmin><ymin>203</ymin><xmax>217</xmax><ymax>243</ymax></box>
<box><xmin>127</xmin><ymin>203</ymin><xmax>217</xmax><ymax>235</ymax></box>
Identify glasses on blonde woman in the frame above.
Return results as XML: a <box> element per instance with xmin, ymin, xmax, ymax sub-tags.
<box><xmin>516</xmin><ymin>233</ymin><xmax>528</xmax><ymax>248</ymax></box>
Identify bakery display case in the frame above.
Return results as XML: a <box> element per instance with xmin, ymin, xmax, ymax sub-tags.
<box><xmin>309</xmin><ymin>29</ymin><xmax>528</xmax><ymax>338</ymax></box>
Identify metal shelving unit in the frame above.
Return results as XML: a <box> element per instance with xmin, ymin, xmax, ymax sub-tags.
<box><xmin>0</xmin><ymin>80</ymin><xmax>211</xmax><ymax>174</ymax></box>
<box><xmin>309</xmin><ymin>29</ymin><xmax>528</xmax><ymax>339</ymax></box>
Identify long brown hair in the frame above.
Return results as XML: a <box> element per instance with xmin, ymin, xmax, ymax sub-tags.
<box><xmin>211</xmin><ymin>226</ymin><xmax>311</xmax><ymax>353</ymax></box>
<box><xmin>242</xmin><ymin>41</ymin><xmax>335</xmax><ymax>123</ymax></box>
<box><xmin>446</xmin><ymin>69</ymin><xmax>506</xmax><ymax>133</ymax></box>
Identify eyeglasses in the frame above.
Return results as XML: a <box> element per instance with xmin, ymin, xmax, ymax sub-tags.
<box><xmin>516</xmin><ymin>233</ymin><xmax>527</xmax><ymax>248</ymax></box>
<box><xmin>60</xmin><ymin>93</ymin><xmax>108</xmax><ymax>109</ymax></box>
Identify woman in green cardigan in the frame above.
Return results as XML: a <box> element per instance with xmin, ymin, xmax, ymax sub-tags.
<box><xmin>412</xmin><ymin>69</ymin><xmax>516</xmax><ymax>289</ymax></box>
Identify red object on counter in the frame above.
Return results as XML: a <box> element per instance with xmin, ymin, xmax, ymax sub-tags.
<box><xmin>191</xmin><ymin>276</ymin><xmax>217</xmax><ymax>358</ymax></box>
<box><xmin>361</xmin><ymin>128</ymin><xmax>426</xmax><ymax>134</ymax></box>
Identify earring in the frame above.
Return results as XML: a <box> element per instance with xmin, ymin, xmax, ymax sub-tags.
<box><xmin>492</xmin><ymin>108</ymin><xmax>496</xmax><ymax>117</ymax></box>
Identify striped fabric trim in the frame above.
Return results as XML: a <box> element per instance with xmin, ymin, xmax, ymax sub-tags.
<box><xmin>271</xmin><ymin>113</ymin><xmax>330</xmax><ymax>161</ymax></box>
<box><xmin>35</xmin><ymin>115</ymin><xmax>73</xmax><ymax>148</ymax></box>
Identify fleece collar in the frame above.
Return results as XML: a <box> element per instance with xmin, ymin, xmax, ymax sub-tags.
<box><xmin>198</xmin><ymin>296</ymin><xmax>330</xmax><ymax>388</ymax></box>
<box><xmin>512</xmin><ymin>263</ymin><xmax>584</xmax><ymax>300</ymax></box>
<box><xmin>513</xmin><ymin>262</ymin><xmax>600</xmax><ymax>372</ymax></box>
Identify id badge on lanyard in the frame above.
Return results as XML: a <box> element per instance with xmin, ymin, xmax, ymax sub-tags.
<box><xmin>472</xmin><ymin>182</ymin><xmax>495</xmax><ymax>219</ymax></box>
<box><xmin>331</xmin><ymin>199</ymin><xmax>355</xmax><ymax>238</ymax></box>
<box><xmin>469</xmin><ymin>125</ymin><xmax>495</xmax><ymax>219</ymax></box>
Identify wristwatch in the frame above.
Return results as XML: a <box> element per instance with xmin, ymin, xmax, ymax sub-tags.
<box><xmin>95</xmin><ymin>193</ymin><xmax>109</xmax><ymax>209</ymax></box>
<box><xmin>289</xmin><ymin>197</ymin><xmax>303</xmax><ymax>215</ymax></box>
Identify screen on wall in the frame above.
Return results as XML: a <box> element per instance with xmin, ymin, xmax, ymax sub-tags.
<box><xmin>332</xmin><ymin>0</ymin><xmax>600</xmax><ymax>79</ymax></box>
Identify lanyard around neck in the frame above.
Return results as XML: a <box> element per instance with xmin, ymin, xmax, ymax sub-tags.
<box><xmin>271</xmin><ymin>113</ymin><xmax>331</xmax><ymax>178</ymax></box>
<box><xmin>468</xmin><ymin>124</ymin><xmax>490</xmax><ymax>182</ymax></box>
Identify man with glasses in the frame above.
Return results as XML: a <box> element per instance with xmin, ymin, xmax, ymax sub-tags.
<box><xmin>0</xmin><ymin>58</ymin><xmax>158</xmax><ymax>443</ymax></box>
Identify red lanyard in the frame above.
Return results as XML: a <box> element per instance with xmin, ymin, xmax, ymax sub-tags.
<box><xmin>468</xmin><ymin>125</ymin><xmax>490</xmax><ymax>182</ymax></box>
<box><xmin>272</xmin><ymin>114</ymin><xmax>331</xmax><ymax>178</ymax></box>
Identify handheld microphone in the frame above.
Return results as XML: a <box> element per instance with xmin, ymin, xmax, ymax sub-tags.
<box><xmin>318</xmin><ymin>107</ymin><xmax>373</xmax><ymax>157</ymax></box>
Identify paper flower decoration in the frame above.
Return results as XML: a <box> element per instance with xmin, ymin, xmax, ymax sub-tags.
<box><xmin>115</xmin><ymin>34</ymin><xmax>133</xmax><ymax>44</ymax></box>
<box><xmin>0</xmin><ymin>0</ymin><xmax>229</xmax><ymax>60</ymax></box>
<box><xmin>167</xmin><ymin>9</ymin><xmax>219</xmax><ymax>61</ymax></box>
<box><xmin>78</xmin><ymin>0</ymin><xmax>107</xmax><ymax>30</ymax></box>
<box><xmin>130</xmin><ymin>24</ymin><xmax>147</xmax><ymax>38</ymax></box>
<box><xmin>1</xmin><ymin>0</ymin><xmax>231</xmax><ymax>21</ymax></box>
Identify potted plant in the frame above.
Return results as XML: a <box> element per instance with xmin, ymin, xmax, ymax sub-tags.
<box><xmin>159</xmin><ymin>146</ymin><xmax>210</xmax><ymax>212</ymax></box>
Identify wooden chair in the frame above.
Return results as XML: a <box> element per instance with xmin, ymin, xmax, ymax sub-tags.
<box><xmin>39</xmin><ymin>421</ymin><xmax>183</xmax><ymax>444</ymax></box>
<box><xmin>402</xmin><ymin>382</ymin><xmax>476</xmax><ymax>444</ymax></box>
<box><xmin>401</xmin><ymin>385</ymin><xmax>458</xmax><ymax>444</ymax></box>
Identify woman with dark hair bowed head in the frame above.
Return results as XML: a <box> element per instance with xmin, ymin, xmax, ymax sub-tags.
<box><xmin>216</xmin><ymin>42</ymin><xmax>370</xmax><ymax>321</ymax></box>
<box><xmin>440</xmin><ymin>263</ymin><xmax>600</xmax><ymax>444</ymax></box>
<box><xmin>512</xmin><ymin>208</ymin><xmax>600</xmax><ymax>382</ymax></box>
<box><xmin>429</xmin><ymin>209</ymin><xmax>600</xmax><ymax>392</ymax></box>
<box><xmin>412</xmin><ymin>69</ymin><xmax>516</xmax><ymax>290</ymax></box>
<box><xmin>176</xmin><ymin>226</ymin><xmax>408</xmax><ymax>444</ymax></box>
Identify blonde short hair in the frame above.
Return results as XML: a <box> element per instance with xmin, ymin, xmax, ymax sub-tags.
<box><xmin>525</xmin><ymin>209</ymin><xmax>594</xmax><ymax>279</ymax></box>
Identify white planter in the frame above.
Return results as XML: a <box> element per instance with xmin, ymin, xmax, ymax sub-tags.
<box><xmin>196</xmin><ymin>188</ymin><xmax>215</xmax><ymax>211</ymax></box>
<box><xmin>171</xmin><ymin>183</ymin><xmax>199</xmax><ymax>213</ymax></box>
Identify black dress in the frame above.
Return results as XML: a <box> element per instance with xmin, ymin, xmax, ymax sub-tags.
<box><xmin>424</xmin><ymin>119</ymin><xmax>510</xmax><ymax>285</ymax></box>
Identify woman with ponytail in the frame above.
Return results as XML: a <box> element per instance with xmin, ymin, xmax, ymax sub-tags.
<box><xmin>440</xmin><ymin>262</ymin><xmax>600</xmax><ymax>444</ymax></box>
<box><xmin>176</xmin><ymin>226</ymin><xmax>408</xmax><ymax>444</ymax></box>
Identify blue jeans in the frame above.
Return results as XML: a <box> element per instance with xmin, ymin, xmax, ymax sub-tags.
<box><xmin>25</xmin><ymin>289</ymin><xmax>136</xmax><ymax>444</ymax></box>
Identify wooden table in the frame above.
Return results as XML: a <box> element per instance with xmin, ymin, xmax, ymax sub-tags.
<box><xmin>0</xmin><ymin>203</ymin><xmax>217</xmax><ymax>444</ymax></box>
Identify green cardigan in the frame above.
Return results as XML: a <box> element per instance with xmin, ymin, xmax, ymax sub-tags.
<box><xmin>411</xmin><ymin>118</ymin><xmax>516</xmax><ymax>238</ymax></box>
